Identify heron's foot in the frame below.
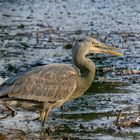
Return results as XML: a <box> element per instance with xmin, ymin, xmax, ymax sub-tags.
<box><xmin>5</xmin><ymin>105</ymin><xmax>16</xmax><ymax>117</ymax></box>
<box><xmin>60</xmin><ymin>105</ymin><xmax>70</xmax><ymax>112</ymax></box>
<box><xmin>40</xmin><ymin>124</ymin><xmax>53</xmax><ymax>136</ymax></box>
<box><xmin>46</xmin><ymin>125</ymin><xmax>53</xmax><ymax>135</ymax></box>
<box><xmin>60</xmin><ymin>105</ymin><xmax>70</xmax><ymax>119</ymax></box>
<box><xmin>60</xmin><ymin>105</ymin><xmax>64</xmax><ymax>111</ymax></box>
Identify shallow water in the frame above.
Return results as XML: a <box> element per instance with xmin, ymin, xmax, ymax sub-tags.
<box><xmin>0</xmin><ymin>81</ymin><xmax>139</xmax><ymax>139</ymax></box>
<box><xmin>0</xmin><ymin>0</ymin><xmax>140</xmax><ymax>139</ymax></box>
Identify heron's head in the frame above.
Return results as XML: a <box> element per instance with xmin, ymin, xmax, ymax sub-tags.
<box><xmin>76</xmin><ymin>36</ymin><xmax>123</xmax><ymax>56</ymax></box>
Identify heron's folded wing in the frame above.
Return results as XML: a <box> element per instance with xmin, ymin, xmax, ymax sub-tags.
<box><xmin>8</xmin><ymin>65</ymin><xmax>78</xmax><ymax>102</ymax></box>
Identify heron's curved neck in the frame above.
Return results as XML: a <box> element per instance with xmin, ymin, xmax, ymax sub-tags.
<box><xmin>72</xmin><ymin>47</ymin><xmax>96</xmax><ymax>89</ymax></box>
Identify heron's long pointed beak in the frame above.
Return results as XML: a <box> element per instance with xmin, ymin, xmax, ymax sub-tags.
<box><xmin>106</xmin><ymin>50</ymin><xmax>123</xmax><ymax>56</ymax></box>
<box><xmin>93</xmin><ymin>43</ymin><xmax>123</xmax><ymax>56</ymax></box>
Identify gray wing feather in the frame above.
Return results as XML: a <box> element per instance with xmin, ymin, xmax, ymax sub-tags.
<box><xmin>8</xmin><ymin>64</ymin><xmax>78</xmax><ymax>102</ymax></box>
<box><xmin>0</xmin><ymin>67</ymin><xmax>40</xmax><ymax>97</ymax></box>
<box><xmin>2</xmin><ymin>68</ymin><xmax>37</xmax><ymax>86</ymax></box>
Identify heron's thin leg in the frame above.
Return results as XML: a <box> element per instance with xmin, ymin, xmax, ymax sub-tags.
<box><xmin>42</xmin><ymin>110</ymin><xmax>48</xmax><ymax>127</ymax></box>
<box><xmin>61</xmin><ymin>104</ymin><xmax>64</xmax><ymax>110</ymax></box>
<box><xmin>41</xmin><ymin>107</ymin><xmax>51</xmax><ymax>127</ymax></box>
<box><xmin>40</xmin><ymin>110</ymin><xmax>46</xmax><ymax>122</ymax></box>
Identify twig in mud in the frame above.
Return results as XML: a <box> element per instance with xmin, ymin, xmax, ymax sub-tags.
<box><xmin>8</xmin><ymin>129</ymin><xmax>27</xmax><ymax>140</ymax></box>
<box><xmin>36</xmin><ymin>29</ymin><xmax>39</xmax><ymax>46</ymax></box>
<box><xmin>0</xmin><ymin>113</ymin><xmax>12</xmax><ymax>120</ymax></box>
<box><xmin>5</xmin><ymin>105</ymin><xmax>16</xmax><ymax>117</ymax></box>
<box><xmin>115</xmin><ymin>110</ymin><xmax>122</xmax><ymax>126</ymax></box>
<box><xmin>0</xmin><ymin>105</ymin><xmax>16</xmax><ymax>120</ymax></box>
<box><xmin>11</xmin><ymin>129</ymin><xmax>27</xmax><ymax>135</ymax></box>
<box><xmin>123</xmin><ymin>70</ymin><xmax>140</xmax><ymax>75</ymax></box>
<box><xmin>120</xmin><ymin>114</ymin><xmax>128</xmax><ymax>127</ymax></box>
<box><xmin>26</xmin><ymin>123</ymin><xmax>32</xmax><ymax>134</ymax></box>
<box><xmin>17</xmin><ymin>134</ymin><xmax>26</xmax><ymax>140</ymax></box>
<box><xmin>30</xmin><ymin>117</ymin><xmax>40</xmax><ymax>121</ymax></box>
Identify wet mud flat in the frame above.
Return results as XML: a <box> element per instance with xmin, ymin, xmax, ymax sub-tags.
<box><xmin>0</xmin><ymin>0</ymin><xmax>140</xmax><ymax>139</ymax></box>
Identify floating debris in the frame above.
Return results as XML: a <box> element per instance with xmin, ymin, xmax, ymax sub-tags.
<box><xmin>123</xmin><ymin>70</ymin><xmax>140</xmax><ymax>75</ymax></box>
<box><xmin>17</xmin><ymin>24</ymin><xmax>25</xmax><ymax>29</ymax></box>
<box><xmin>63</xmin><ymin>43</ymin><xmax>73</xmax><ymax>49</ymax></box>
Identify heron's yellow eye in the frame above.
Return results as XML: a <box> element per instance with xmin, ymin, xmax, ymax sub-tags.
<box><xmin>92</xmin><ymin>41</ymin><xmax>100</xmax><ymax>47</ymax></box>
<box><xmin>92</xmin><ymin>42</ymin><xmax>96</xmax><ymax>45</ymax></box>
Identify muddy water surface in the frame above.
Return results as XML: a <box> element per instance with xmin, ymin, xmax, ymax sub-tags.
<box><xmin>0</xmin><ymin>0</ymin><xmax>140</xmax><ymax>139</ymax></box>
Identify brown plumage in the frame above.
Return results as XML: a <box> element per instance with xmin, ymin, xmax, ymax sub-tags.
<box><xmin>0</xmin><ymin>36</ymin><xmax>122</xmax><ymax>127</ymax></box>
